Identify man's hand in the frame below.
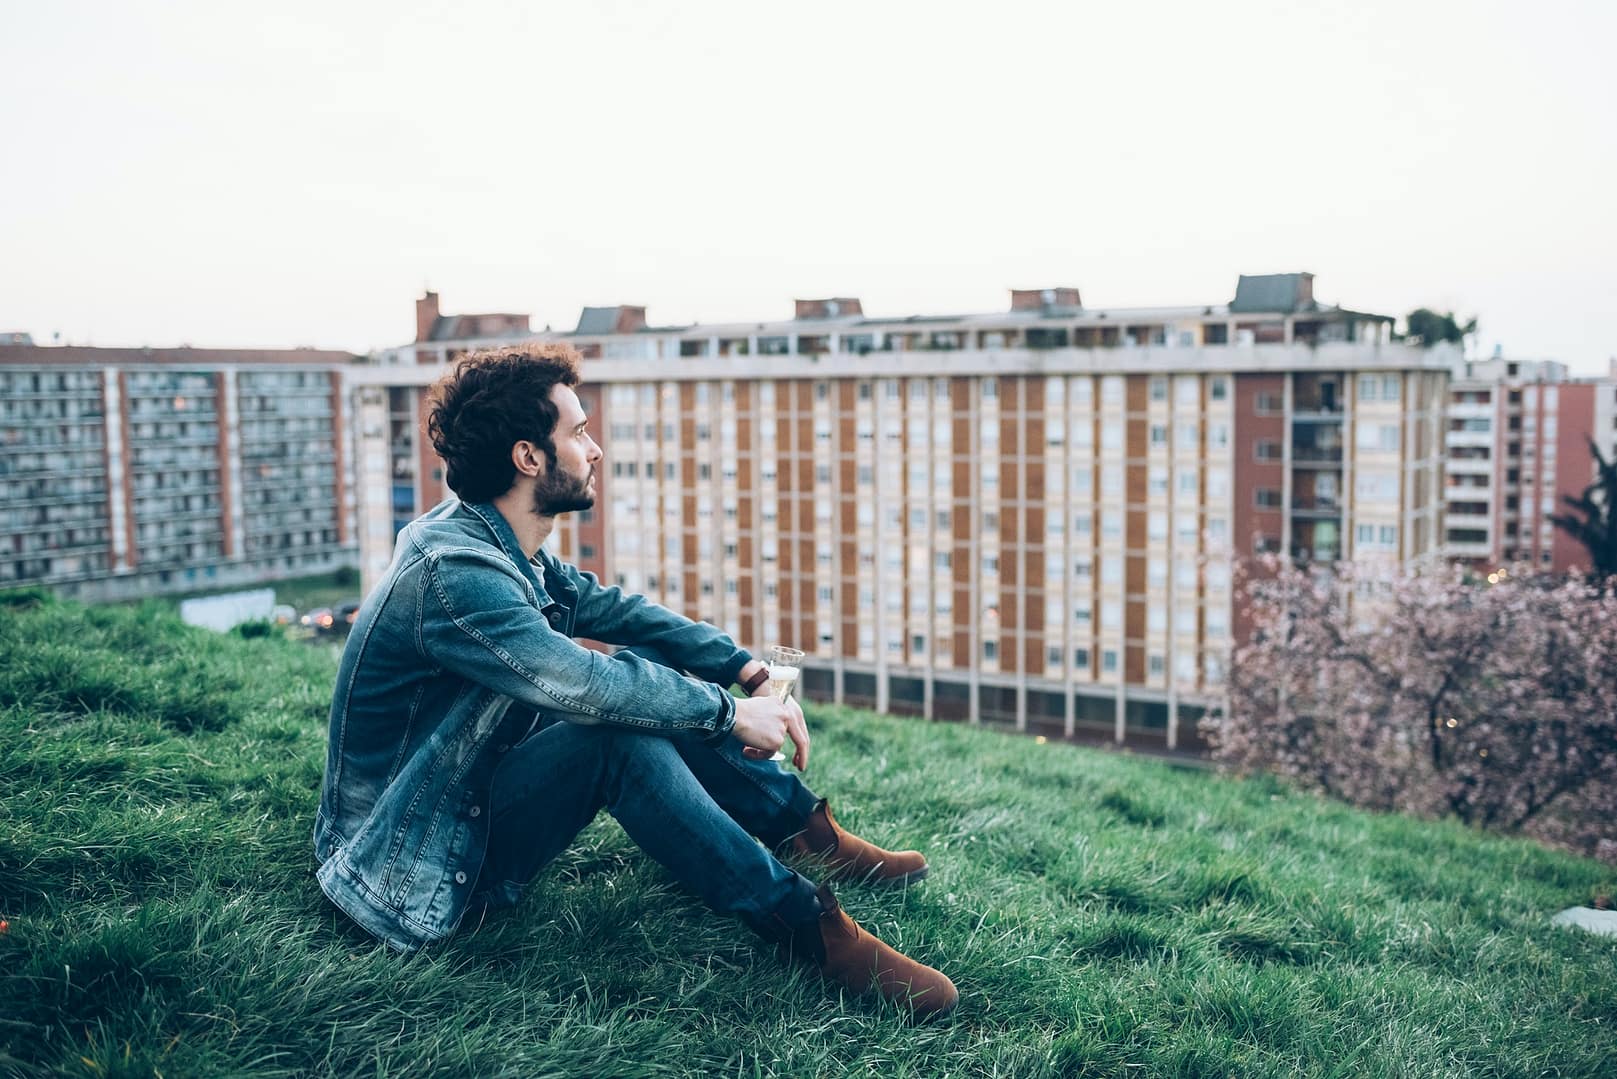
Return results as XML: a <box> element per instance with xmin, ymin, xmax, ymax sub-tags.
<box><xmin>731</xmin><ymin>694</ymin><xmax>811</xmax><ymax>771</ymax></box>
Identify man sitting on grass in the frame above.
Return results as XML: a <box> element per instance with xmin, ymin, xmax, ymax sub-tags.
<box><xmin>312</xmin><ymin>342</ymin><xmax>957</xmax><ymax>1019</ymax></box>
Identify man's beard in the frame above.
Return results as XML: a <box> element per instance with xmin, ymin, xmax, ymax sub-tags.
<box><xmin>532</xmin><ymin>465</ymin><xmax>594</xmax><ymax>516</ymax></box>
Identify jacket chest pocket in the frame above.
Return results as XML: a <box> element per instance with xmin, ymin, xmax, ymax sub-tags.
<box><xmin>542</xmin><ymin>605</ymin><xmax>572</xmax><ymax>637</ymax></box>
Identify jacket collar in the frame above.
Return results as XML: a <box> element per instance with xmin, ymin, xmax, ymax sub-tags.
<box><xmin>461</xmin><ymin>500</ymin><xmax>554</xmax><ymax>606</ymax></box>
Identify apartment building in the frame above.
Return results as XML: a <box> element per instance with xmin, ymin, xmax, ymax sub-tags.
<box><xmin>356</xmin><ymin>274</ymin><xmax>1452</xmax><ymax>751</ymax></box>
<box><xmin>0</xmin><ymin>344</ymin><xmax>360</xmax><ymax>601</ymax></box>
<box><xmin>1445</xmin><ymin>356</ymin><xmax>1617</xmax><ymax>573</ymax></box>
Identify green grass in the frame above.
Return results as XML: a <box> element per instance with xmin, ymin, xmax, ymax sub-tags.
<box><xmin>2</xmin><ymin>592</ymin><xmax>1614</xmax><ymax>1078</ymax></box>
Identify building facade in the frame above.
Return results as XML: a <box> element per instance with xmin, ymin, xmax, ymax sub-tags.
<box><xmin>0</xmin><ymin>345</ymin><xmax>360</xmax><ymax>601</ymax></box>
<box><xmin>1444</xmin><ymin>356</ymin><xmax>1617</xmax><ymax>573</ymax></box>
<box><xmin>356</xmin><ymin>275</ymin><xmax>1452</xmax><ymax>750</ymax></box>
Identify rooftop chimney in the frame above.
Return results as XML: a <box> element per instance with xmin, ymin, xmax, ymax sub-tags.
<box><xmin>415</xmin><ymin>292</ymin><xmax>441</xmax><ymax>343</ymax></box>
<box><xmin>1010</xmin><ymin>287</ymin><xmax>1082</xmax><ymax>312</ymax></box>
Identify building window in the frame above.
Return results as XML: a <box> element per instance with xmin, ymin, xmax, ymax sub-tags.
<box><xmin>1255</xmin><ymin>488</ymin><xmax>1282</xmax><ymax>508</ymax></box>
<box><xmin>1150</xmin><ymin>377</ymin><xmax>1168</xmax><ymax>401</ymax></box>
<box><xmin>1074</xmin><ymin>647</ymin><xmax>1090</xmax><ymax>667</ymax></box>
<box><xmin>1102</xmin><ymin>650</ymin><xmax>1119</xmax><ymax>673</ymax></box>
<box><xmin>983</xmin><ymin>640</ymin><xmax>997</xmax><ymax>661</ymax></box>
<box><xmin>1256</xmin><ymin>392</ymin><xmax>1282</xmax><ymax>415</ymax></box>
<box><xmin>1255</xmin><ymin>439</ymin><xmax>1282</xmax><ymax>461</ymax></box>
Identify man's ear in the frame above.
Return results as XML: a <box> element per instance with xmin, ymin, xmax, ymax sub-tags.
<box><xmin>510</xmin><ymin>440</ymin><xmax>544</xmax><ymax>479</ymax></box>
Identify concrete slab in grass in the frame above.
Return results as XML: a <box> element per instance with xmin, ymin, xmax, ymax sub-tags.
<box><xmin>1552</xmin><ymin>907</ymin><xmax>1617</xmax><ymax>937</ymax></box>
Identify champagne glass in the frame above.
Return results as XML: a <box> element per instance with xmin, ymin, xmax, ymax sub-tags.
<box><xmin>765</xmin><ymin>645</ymin><xmax>804</xmax><ymax>762</ymax></box>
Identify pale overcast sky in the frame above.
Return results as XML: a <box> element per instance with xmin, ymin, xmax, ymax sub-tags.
<box><xmin>3</xmin><ymin>1</ymin><xmax>1613</xmax><ymax>371</ymax></box>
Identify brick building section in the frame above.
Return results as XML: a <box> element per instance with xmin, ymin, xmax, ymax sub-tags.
<box><xmin>736</xmin><ymin>383</ymin><xmax>756</xmax><ymax>650</ymax></box>
<box><xmin>214</xmin><ymin>371</ymin><xmax>236</xmax><ymax>558</ymax></box>
<box><xmin>1231</xmin><ymin>373</ymin><xmax>1287</xmax><ymax>644</ymax></box>
<box><xmin>951</xmin><ymin>379</ymin><xmax>975</xmax><ymax>670</ymax></box>
<box><xmin>1552</xmin><ymin>382</ymin><xmax>1597</xmax><ymax>573</ymax></box>
<box><xmin>415</xmin><ymin>393</ymin><xmax>446</xmax><ymax>510</ymax></box>
<box><xmin>116</xmin><ymin>370</ymin><xmax>138</xmax><ymax>569</ymax></box>
<box><xmin>1123</xmin><ymin>375</ymin><xmax>1151</xmax><ymax>685</ymax></box>
<box><xmin>837</xmin><ymin>381</ymin><xmax>860</xmax><ymax>660</ymax></box>
<box><xmin>329</xmin><ymin>371</ymin><xmax>350</xmax><ymax>547</ymax></box>
<box><xmin>998</xmin><ymin>379</ymin><xmax>1023</xmax><ymax>676</ymax></box>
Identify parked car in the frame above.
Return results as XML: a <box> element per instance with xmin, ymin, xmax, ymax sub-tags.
<box><xmin>336</xmin><ymin>601</ymin><xmax>362</xmax><ymax>627</ymax></box>
<box><xmin>300</xmin><ymin>607</ymin><xmax>335</xmax><ymax>631</ymax></box>
<box><xmin>271</xmin><ymin>604</ymin><xmax>297</xmax><ymax>625</ymax></box>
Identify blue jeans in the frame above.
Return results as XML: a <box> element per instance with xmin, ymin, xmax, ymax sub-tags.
<box><xmin>474</xmin><ymin>645</ymin><xmax>824</xmax><ymax>931</ymax></box>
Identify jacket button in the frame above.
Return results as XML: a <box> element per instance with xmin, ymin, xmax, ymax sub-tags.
<box><xmin>454</xmin><ymin>871</ymin><xmax>467</xmax><ymax>885</ymax></box>
<box><xmin>468</xmin><ymin>805</ymin><xmax>481</xmax><ymax>818</ymax></box>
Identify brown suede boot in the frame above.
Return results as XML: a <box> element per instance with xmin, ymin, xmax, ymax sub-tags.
<box><xmin>789</xmin><ymin>885</ymin><xmax>958</xmax><ymax>1021</ymax></box>
<box><xmin>788</xmin><ymin>799</ymin><xmax>929</xmax><ymax>886</ymax></box>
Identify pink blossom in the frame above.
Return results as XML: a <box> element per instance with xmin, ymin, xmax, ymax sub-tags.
<box><xmin>1203</xmin><ymin>558</ymin><xmax>1617</xmax><ymax>863</ymax></box>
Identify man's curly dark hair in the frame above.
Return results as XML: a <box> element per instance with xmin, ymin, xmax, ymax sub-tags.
<box><xmin>424</xmin><ymin>342</ymin><xmax>583</xmax><ymax>502</ymax></box>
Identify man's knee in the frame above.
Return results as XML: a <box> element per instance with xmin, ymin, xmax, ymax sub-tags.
<box><xmin>606</xmin><ymin>728</ymin><xmax>681</xmax><ymax>764</ymax></box>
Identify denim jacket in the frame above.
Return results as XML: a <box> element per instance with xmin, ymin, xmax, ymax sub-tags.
<box><xmin>313</xmin><ymin>499</ymin><xmax>750</xmax><ymax>953</ymax></box>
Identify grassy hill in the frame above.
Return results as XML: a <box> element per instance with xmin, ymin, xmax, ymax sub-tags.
<box><xmin>1</xmin><ymin>594</ymin><xmax>1613</xmax><ymax>1078</ymax></box>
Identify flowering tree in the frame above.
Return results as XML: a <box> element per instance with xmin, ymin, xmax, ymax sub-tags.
<box><xmin>1203</xmin><ymin>557</ymin><xmax>1617</xmax><ymax>862</ymax></box>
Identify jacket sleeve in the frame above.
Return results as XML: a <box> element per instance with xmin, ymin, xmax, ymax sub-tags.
<box><xmin>563</xmin><ymin>562</ymin><xmax>753</xmax><ymax>688</ymax></box>
<box><xmin>419</xmin><ymin>548</ymin><xmax>735</xmax><ymax>739</ymax></box>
